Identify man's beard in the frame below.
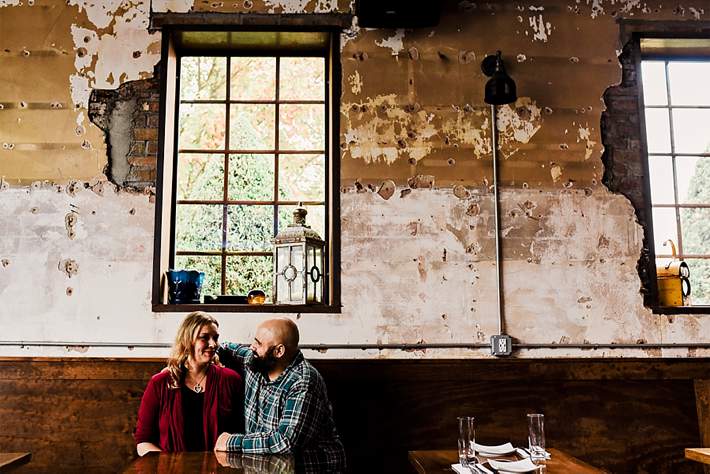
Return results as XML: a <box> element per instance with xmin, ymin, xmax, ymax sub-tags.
<box><xmin>249</xmin><ymin>348</ymin><xmax>278</xmax><ymax>373</ymax></box>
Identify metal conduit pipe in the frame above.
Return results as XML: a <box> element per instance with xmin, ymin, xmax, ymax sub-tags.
<box><xmin>491</xmin><ymin>103</ymin><xmax>505</xmax><ymax>337</ymax></box>
<box><xmin>2</xmin><ymin>341</ymin><xmax>710</xmax><ymax>350</ymax></box>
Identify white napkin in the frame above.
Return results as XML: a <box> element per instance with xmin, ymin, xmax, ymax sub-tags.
<box><xmin>515</xmin><ymin>447</ymin><xmax>552</xmax><ymax>460</ymax></box>
<box><xmin>451</xmin><ymin>463</ymin><xmax>494</xmax><ymax>474</ymax></box>
<box><xmin>488</xmin><ymin>458</ymin><xmax>539</xmax><ymax>473</ymax></box>
<box><xmin>475</xmin><ymin>442</ymin><xmax>516</xmax><ymax>456</ymax></box>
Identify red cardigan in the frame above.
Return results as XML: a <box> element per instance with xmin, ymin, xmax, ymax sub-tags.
<box><xmin>134</xmin><ymin>364</ymin><xmax>243</xmax><ymax>452</ymax></box>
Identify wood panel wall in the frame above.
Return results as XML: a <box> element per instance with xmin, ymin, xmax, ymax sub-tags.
<box><xmin>0</xmin><ymin>358</ymin><xmax>709</xmax><ymax>473</ymax></box>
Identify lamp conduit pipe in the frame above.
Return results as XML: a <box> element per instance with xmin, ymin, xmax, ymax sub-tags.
<box><xmin>491</xmin><ymin>104</ymin><xmax>505</xmax><ymax>336</ymax></box>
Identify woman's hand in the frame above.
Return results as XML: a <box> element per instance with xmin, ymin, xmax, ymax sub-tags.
<box><xmin>137</xmin><ymin>442</ymin><xmax>161</xmax><ymax>457</ymax></box>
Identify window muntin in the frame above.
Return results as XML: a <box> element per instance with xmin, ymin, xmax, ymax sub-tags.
<box><xmin>173</xmin><ymin>54</ymin><xmax>327</xmax><ymax>301</ymax></box>
<box><xmin>641</xmin><ymin>59</ymin><xmax>710</xmax><ymax>305</ymax></box>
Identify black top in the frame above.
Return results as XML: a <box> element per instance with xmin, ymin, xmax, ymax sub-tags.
<box><xmin>181</xmin><ymin>386</ymin><xmax>205</xmax><ymax>451</ymax></box>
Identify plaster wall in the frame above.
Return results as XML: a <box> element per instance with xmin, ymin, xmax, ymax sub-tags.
<box><xmin>1</xmin><ymin>0</ymin><xmax>710</xmax><ymax>358</ymax></box>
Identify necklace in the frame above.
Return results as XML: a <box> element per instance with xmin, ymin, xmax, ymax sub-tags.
<box><xmin>191</xmin><ymin>369</ymin><xmax>208</xmax><ymax>393</ymax></box>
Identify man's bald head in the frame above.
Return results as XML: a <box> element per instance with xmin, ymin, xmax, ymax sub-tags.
<box><xmin>256</xmin><ymin>318</ymin><xmax>300</xmax><ymax>357</ymax></box>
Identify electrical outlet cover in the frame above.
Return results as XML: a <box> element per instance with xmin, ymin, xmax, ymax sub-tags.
<box><xmin>491</xmin><ymin>335</ymin><xmax>512</xmax><ymax>356</ymax></box>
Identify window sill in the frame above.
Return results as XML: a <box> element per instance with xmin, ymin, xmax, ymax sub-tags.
<box><xmin>654</xmin><ymin>305</ymin><xmax>710</xmax><ymax>314</ymax></box>
<box><xmin>152</xmin><ymin>303</ymin><xmax>341</xmax><ymax>313</ymax></box>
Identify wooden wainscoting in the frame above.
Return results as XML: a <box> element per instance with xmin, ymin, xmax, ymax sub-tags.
<box><xmin>0</xmin><ymin>358</ymin><xmax>709</xmax><ymax>473</ymax></box>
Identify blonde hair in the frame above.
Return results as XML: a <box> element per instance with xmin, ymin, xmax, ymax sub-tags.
<box><xmin>167</xmin><ymin>311</ymin><xmax>220</xmax><ymax>389</ymax></box>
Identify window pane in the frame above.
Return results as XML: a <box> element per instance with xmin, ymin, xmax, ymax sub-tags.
<box><xmin>177</xmin><ymin>154</ymin><xmax>224</xmax><ymax>201</ymax></box>
<box><xmin>230</xmin><ymin>104</ymin><xmax>275</xmax><ymax>149</ymax></box>
<box><xmin>683</xmin><ymin>258</ymin><xmax>710</xmax><ymax>305</ymax></box>
<box><xmin>228</xmin><ymin>154</ymin><xmax>274</xmax><ymax>201</ymax></box>
<box><xmin>179</xmin><ymin>104</ymin><xmax>225</xmax><ymax>149</ymax></box>
<box><xmin>280</xmin><ymin>57</ymin><xmax>325</xmax><ymax>100</ymax></box>
<box><xmin>175</xmin><ymin>204</ymin><xmax>223</xmax><ymax>251</ymax></box>
<box><xmin>680</xmin><ymin>207</ymin><xmax>710</xmax><ymax>255</ymax></box>
<box><xmin>652</xmin><ymin>207</ymin><xmax>678</xmax><ymax>256</ymax></box>
<box><xmin>641</xmin><ymin>61</ymin><xmax>667</xmax><ymax>106</ymax></box>
<box><xmin>672</xmin><ymin>109</ymin><xmax>710</xmax><ymax>154</ymax></box>
<box><xmin>230</xmin><ymin>57</ymin><xmax>276</xmax><ymax>100</ymax></box>
<box><xmin>279</xmin><ymin>104</ymin><xmax>324</xmax><ymax>150</ymax></box>
<box><xmin>278</xmin><ymin>204</ymin><xmax>325</xmax><ymax>239</ymax></box>
<box><xmin>227</xmin><ymin>205</ymin><xmax>273</xmax><ymax>251</ymax></box>
<box><xmin>226</xmin><ymin>255</ymin><xmax>273</xmax><ymax>297</ymax></box>
<box><xmin>676</xmin><ymin>156</ymin><xmax>707</xmax><ymax>204</ymax></box>
<box><xmin>668</xmin><ymin>61</ymin><xmax>710</xmax><ymax>106</ymax></box>
<box><xmin>180</xmin><ymin>57</ymin><xmax>226</xmax><ymax>100</ymax></box>
<box><xmin>643</xmin><ymin>108</ymin><xmax>671</xmax><ymax>153</ymax></box>
<box><xmin>174</xmin><ymin>255</ymin><xmax>222</xmax><ymax>298</ymax></box>
<box><xmin>648</xmin><ymin>155</ymin><xmax>675</xmax><ymax>204</ymax></box>
<box><xmin>279</xmin><ymin>154</ymin><xmax>325</xmax><ymax>201</ymax></box>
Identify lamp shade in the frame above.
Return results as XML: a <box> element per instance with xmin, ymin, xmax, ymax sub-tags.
<box><xmin>482</xmin><ymin>51</ymin><xmax>517</xmax><ymax>105</ymax></box>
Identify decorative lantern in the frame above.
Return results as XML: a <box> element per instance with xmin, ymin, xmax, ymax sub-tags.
<box><xmin>272</xmin><ymin>205</ymin><xmax>325</xmax><ymax>305</ymax></box>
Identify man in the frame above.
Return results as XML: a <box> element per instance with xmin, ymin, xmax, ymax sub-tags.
<box><xmin>215</xmin><ymin>317</ymin><xmax>346</xmax><ymax>472</ymax></box>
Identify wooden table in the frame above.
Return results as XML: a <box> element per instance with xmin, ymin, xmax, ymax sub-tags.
<box><xmin>0</xmin><ymin>453</ymin><xmax>31</xmax><ymax>472</ymax></box>
<box><xmin>409</xmin><ymin>449</ymin><xmax>607</xmax><ymax>473</ymax></box>
<box><xmin>123</xmin><ymin>451</ymin><xmax>295</xmax><ymax>473</ymax></box>
<box><xmin>685</xmin><ymin>448</ymin><xmax>710</xmax><ymax>465</ymax></box>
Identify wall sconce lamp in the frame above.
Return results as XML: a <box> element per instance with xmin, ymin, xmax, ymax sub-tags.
<box><xmin>481</xmin><ymin>51</ymin><xmax>517</xmax><ymax>356</ymax></box>
<box><xmin>482</xmin><ymin>50</ymin><xmax>517</xmax><ymax>105</ymax></box>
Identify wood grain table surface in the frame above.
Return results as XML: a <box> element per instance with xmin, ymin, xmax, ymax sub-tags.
<box><xmin>123</xmin><ymin>451</ymin><xmax>296</xmax><ymax>473</ymax></box>
<box><xmin>685</xmin><ymin>448</ymin><xmax>710</xmax><ymax>465</ymax></box>
<box><xmin>0</xmin><ymin>453</ymin><xmax>31</xmax><ymax>472</ymax></box>
<box><xmin>408</xmin><ymin>448</ymin><xmax>608</xmax><ymax>474</ymax></box>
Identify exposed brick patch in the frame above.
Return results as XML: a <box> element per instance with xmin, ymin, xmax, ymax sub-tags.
<box><xmin>88</xmin><ymin>67</ymin><xmax>161</xmax><ymax>191</ymax></box>
<box><xmin>127</xmin><ymin>156</ymin><xmax>157</xmax><ymax>167</ymax></box>
<box><xmin>601</xmin><ymin>40</ymin><xmax>654</xmax><ymax>305</ymax></box>
<box><xmin>134</xmin><ymin>128</ymin><xmax>158</xmax><ymax>141</ymax></box>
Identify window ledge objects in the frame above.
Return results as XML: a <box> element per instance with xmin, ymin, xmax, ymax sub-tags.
<box><xmin>153</xmin><ymin>303</ymin><xmax>341</xmax><ymax>313</ymax></box>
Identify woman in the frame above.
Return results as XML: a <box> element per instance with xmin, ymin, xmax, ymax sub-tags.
<box><xmin>134</xmin><ymin>311</ymin><xmax>243</xmax><ymax>455</ymax></box>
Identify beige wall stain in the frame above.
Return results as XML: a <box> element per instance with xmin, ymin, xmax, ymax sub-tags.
<box><xmin>262</xmin><ymin>0</ymin><xmax>347</xmax><ymax>13</ymax></box>
<box><xmin>342</xmin><ymin>94</ymin><xmax>437</xmax><ymax>164</ymax></box>
<box><xmin>496</xmin><ymin>98</ymin><xmax>543</xmax><ymax>158</ymax></box>
<box><xmin>347</xmin><ymin>70</ymin><xmax>362</xmax><ymax>95</ymax></box>
<box><xmin>577</xmin><ymin>124</ymin><xmax>597</xmax><ymax>160</ymax></box>
<box><xmin>342</xmin><ymin>96</ymin><xmax>542</xmax><ymax>165</ymax></box>
<box><xmin>528</xmin><ymin>12</ymin><xmax>552</xmax><ymax>42</ymax></box>
<box><xmin>374</xmin><ymin>29</ymin><xmax>405</xmax><ymax>56</ymax></box>
<box><xmin>151</xmin><ymin>0</ymin><xmax>194</xmax><ymax>12</ymax></box>
<box><xmin>69</xmin><ymin>1</ymin><xmax>160</xmax><ymax>109</ymax></box>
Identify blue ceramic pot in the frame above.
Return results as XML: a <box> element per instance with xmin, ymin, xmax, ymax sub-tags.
<box><xmin>166</xmin><ymin>269</ymin><xmax>205</xmax><ymax>304</ymax></box>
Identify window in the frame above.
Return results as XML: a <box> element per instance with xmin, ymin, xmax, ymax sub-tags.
<box><xmin>639</xmin><ymin>39</ymin><xmax>710</xmax><ymax>308</ymax></box>
<box><xmin>152</xmin><ymin>29</ymin><xmax>340</xmax><ymax>312</ymax></box>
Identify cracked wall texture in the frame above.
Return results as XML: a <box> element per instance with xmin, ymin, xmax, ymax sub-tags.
<box><xmin>1</xmin><ymin>0</ymin><xmax>710</xmax><ymax>358</ymax></box>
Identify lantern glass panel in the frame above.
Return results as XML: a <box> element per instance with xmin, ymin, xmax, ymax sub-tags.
<box><xmin>275</xmin><ymin>245</ymin><xmax>288</xmax><ymax>303</ymax></box>
<box><xmin>315</xmin><ymin>245</ymin><xmax>323</xmax><ymax>302</ymax></box>
<box><xmin>290</xmin><ymin>245</ymin><xmax>304</xmax><ymax>303</ymax></box>
<box><xmin>306</xmin><ymin>245</ymin><xmax>315</xmax><ymax>303</ymax></box>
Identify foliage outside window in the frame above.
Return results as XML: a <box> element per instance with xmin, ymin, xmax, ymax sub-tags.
<box><xmin>641</xmin><ymin>59</ymin><xmax>710</xmax><ymax>305</ymax></box>
<box><xmin>173</xmin><ymin>55</ymin><xmax>327</xmax><ymax>302</ymax></box>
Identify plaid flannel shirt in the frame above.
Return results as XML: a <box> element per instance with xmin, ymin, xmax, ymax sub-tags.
<box><xmin>218</xmin><ymin>343</ymin><xmax>346</xmax><ymax>472</ymax></box>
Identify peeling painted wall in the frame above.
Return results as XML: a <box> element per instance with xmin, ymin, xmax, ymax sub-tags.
<box><xmin>2</xmin><ymin>0</ymin><xmax>710</xmax><ymax>359</ymax></box>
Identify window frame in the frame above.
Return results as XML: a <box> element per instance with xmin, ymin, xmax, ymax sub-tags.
<box><xmin>151</xmin><ymin>25</ymin><xmax>342</xmax><ymax>313</ymax></box>
<box><xmin>633</xmin><ymin>29</ymin><xmax>710</xmax><ymax>313</ymax></box>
